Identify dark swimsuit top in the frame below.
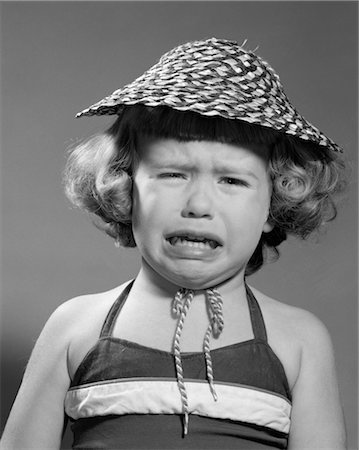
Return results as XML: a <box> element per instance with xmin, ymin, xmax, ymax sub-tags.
<box><xmin>65</xmin><ymin>281</ymin><xmax>292</xmax><ymax>449</ymax></box>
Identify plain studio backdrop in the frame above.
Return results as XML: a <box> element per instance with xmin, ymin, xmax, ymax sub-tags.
<box><xmin>1</xmin><ymin>2</ymin><xmax>357</xmax><ymax>449</ymax></box>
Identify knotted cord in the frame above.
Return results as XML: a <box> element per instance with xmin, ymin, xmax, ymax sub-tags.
<box><xmin>172</xmin><ymin>287</ymin><xmax>224</xmax><ymax>436</ymax></box>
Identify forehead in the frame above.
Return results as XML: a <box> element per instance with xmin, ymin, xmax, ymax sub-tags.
<box><xmin>137</xmin><ymin>136</ymin><xmax>269</xmax><ymax>168</ymax></box>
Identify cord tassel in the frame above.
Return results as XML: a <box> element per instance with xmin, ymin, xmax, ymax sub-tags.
<box><xmin>183</xmin><ymin>411</ymin><xmax>189</xmax><ymax>436</ymax></box>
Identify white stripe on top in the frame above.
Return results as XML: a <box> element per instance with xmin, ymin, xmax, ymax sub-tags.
<box><xmin>65</xmin><ymin>378</ymin><xmax>291</xmax><ymax>433</ymax></box>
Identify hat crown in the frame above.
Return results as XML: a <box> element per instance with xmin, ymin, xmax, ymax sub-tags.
<box><xmin>76</xmin><ymin>37</ymin><xmax>342</xmax><ymax>153</ymax></box>
<box><xmin>133</xmin><ymin>37</ymin><xmax>282</xmax><ymax>96</ymax></box>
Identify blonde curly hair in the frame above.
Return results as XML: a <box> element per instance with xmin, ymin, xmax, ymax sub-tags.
<box><xmin>64</xmin><ymin>105</ymin><xmax>346</xmax><ymax>275</ymax></box>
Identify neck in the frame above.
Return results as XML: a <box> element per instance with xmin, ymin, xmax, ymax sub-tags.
<box><xmin>134</xmin><ymin>258</ymin><xmax>247</xmax><ymax>302</ymax></box>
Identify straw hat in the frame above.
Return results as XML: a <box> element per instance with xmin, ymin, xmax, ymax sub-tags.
<box><xmin>77</xmin><ymin>37</ymin><xmax>342</xmax><ymax>153</ymax></box>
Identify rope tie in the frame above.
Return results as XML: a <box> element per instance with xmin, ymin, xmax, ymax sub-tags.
<box><xmin>172</xmin><ymin>287</ymin><xmax>224</xmax><ymax>436</ymax></box>
<box><xmin>172</xmin><ymin>288</ymin><xmax>194</xmax><ymax>436</ymax></box>
<box><xmin>203</xmin><ymin>288</ymin><xmax>224</xmax><ymax>401</ymax></box>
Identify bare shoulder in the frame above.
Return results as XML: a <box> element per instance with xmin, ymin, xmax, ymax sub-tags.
<box><xmin>250</xmin><ymin>287</ymin><xmax>346</xmax><ymax>448</ymax></box>
<box><xmin>248</xmin><ymin>285</ymin><xmax>334</xmax><ymax>389</ymax></box>
<box><xmin>250</xmin><ymin>285</ymin><xmax>331</xmax><ymax>341</ymax></box>
<box><xmin>53</xmin><ymin>280</ymin><xmax>132</xmax><ymax>379</ymax></box>
<box><xmin>0</xmin><ymin>281</ymin><xmax>132</xmax><ymax>449</ymax></box>
<box><xmin>54</xmin><ymin>282</ymin><xmax>129</xmax><ymax>329</ymax></box>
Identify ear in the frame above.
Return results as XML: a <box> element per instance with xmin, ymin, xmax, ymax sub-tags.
<box><xmin>263</xmin><ymin>221</ymin><xmax>274</xmax><ymax>233</ymax></box>
<box><xmin>263</xmin><ymin>209</ymin><xmax>274</xmax><ymax>233</ymax></box>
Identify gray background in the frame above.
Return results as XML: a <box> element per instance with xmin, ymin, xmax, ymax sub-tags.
<box><xmin>1</xmin><ymin>2</ymin><xmax>357</xmax><ymax>449</ymax></box>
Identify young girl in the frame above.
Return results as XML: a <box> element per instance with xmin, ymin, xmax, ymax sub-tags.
<box><xmin>1</xmin><ymin>38</ymin><xmax>346</xmax><ymax>449</ymax></box>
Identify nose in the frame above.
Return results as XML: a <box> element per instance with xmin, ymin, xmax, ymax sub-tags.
<box><xmin>181</xmin><ymin>180</ymin><xmax>214</xmax><ymax>219</ymax></box>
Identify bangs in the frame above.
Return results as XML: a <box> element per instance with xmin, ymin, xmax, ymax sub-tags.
<box><xmin>113</xmin><ymin>104</ymin><xmax>282</xmax><ymax>147</ymax></box>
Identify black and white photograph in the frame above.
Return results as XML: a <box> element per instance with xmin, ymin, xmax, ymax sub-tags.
<box><xmin>1</xmin><ymin>2</ymin><xmax>357</xmax><ymax>449</ymax></box>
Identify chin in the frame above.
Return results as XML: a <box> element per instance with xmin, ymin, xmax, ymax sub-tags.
<box><xmin>165</xmin><ymin>268</ymin><xmax>232</xmax><ymax>291</ymax></box>
<box><xmin>160</xmin><ymin>269</ymin><xmax>213</xmax><ymax>290</ymax></box>
<box><xmin>171</xmin><ymin>262</ymin><xmax>248</xmax><ymax>291</ymax></box>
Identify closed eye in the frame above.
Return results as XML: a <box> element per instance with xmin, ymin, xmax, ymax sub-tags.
<box><xmin>220</xmin><ymin>177</ymin><xmax>250</xmax><ymax>187</ymax></box>
<box><xmin>158</xmin><ymin>172</ymin><xmax>186</xmax><ymax>179</ymax></box>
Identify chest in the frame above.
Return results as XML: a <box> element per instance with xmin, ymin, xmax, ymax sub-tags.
<box><xmin>68</xmin><ymin>286</ymin><xmax>300</xmax><ymax>392</ymax></box>
<box><xmin>111</xmin><ymin>291</ymin><xmax>255</xmax><ymax>353</ymax></box>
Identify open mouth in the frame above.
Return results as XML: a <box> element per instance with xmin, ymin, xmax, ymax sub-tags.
<box><xmin>166</xmin><ymin>234</ymin><xmax>221</xmax><ymax>249</ymax></box>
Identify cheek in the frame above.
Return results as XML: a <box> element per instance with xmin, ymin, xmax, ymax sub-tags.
<box><xmin>130</xmin><ymin>183</ymin><xmax>141</xmax><ymax>228</ymax></box>
<box><xmin>131</xmin><ymin>183</ymin><xmax>154</xmax><ymax>244</ymax></box>
<box><xmin>254</xmin><ymin>184</ymin><xmax>272</xmax><ymax>225</ymax></box>
<box><xmin>226</xmin><ymin>194</ymin><xmax>271</xmax><ymax>237</ymax></box>
<box><xmin>131</xmin><ymin>181</ymin><xmax>170</xmax><ymax>241</ymax></box>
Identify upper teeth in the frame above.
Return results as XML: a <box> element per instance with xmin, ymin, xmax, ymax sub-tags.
<box><xmin>168</xmin><ymin>236</ymin><xmax>218</xmax><ymax>248</ymax></box>
<box><xmin>184</xmin><ymin>235</ymin><xmax>204</xmax><ymax>242</ymax></box>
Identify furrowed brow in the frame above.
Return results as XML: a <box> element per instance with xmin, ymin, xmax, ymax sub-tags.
<box><xmin>151</xmin><ymin>160</ymin><xmax>195</xmax><ymax>171</ymax></box>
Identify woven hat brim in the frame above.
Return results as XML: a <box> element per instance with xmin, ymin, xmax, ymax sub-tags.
<box><xmin>76</xmin><ymin>38</ymin><xmax>343</xmax><ymax>154</ymax></box>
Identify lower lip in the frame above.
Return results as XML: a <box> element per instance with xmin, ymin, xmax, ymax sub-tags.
<box><xmin>164</xmin><ymin>239</ymin><xmax>220</xmax><ymax>259</ymax></box>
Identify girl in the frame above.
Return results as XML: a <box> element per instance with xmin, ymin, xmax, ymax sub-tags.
<box><xmin>1</xmin><ymin>38</ymin><xmax>346</xmax><ymax>449</ymax></box>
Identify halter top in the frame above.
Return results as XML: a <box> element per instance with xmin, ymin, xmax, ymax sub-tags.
<box><xmin>65</xmin><ymin>282</ymin><xmax>292</xmax><ymax>449</ymax></box>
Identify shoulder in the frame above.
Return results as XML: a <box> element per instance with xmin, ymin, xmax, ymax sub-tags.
<box><xmin>49</xmin><ymin>280</ymin><xmax>133</xmax><ymax>379</ymax></box>
<box><xmin>53</xmin><ymin>280</ymin><xmax>132</xmax><ymax>330</ymax></box>
<box><xmin>248</xmin><ymin>285</ymin><xmax>334</xmax><ymax>389</ymax></box>
<box><xmin>250</xmin><ymin>285</ymin><xmax>331</xmax><ymax>342</ymax></box>
<box><xmin>0</xmin><ymin>283</ymin><xmax>135</xmax><ymax>449</ymax></box>
<box><xmin>250</xmin><ymin>288</ymin><xmax>346</xmax><ymax>448</ymax></box>
<box><xmin>52</xmin><ymin>284</ymin><xmax>121</xmax><ymax>324</ymax></box>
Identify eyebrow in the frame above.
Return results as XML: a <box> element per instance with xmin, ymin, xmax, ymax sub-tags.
<box><xmin>214</xmin><ymin>166</ymin><xmax>260</xmax><ymax>181</ymax></box>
